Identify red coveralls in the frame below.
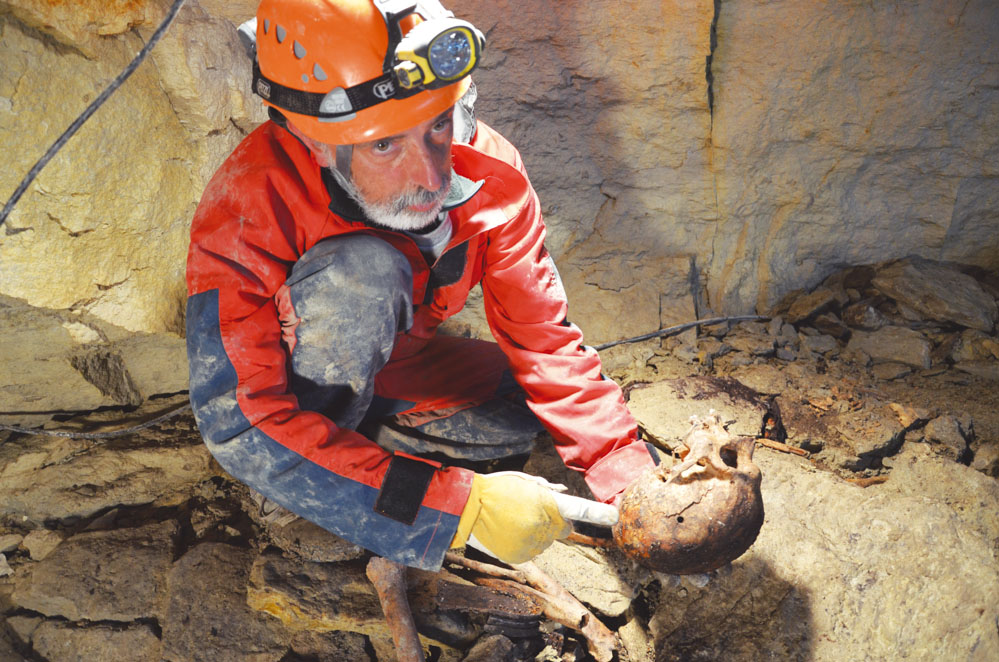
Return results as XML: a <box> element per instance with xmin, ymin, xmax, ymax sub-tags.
<box><xmin>185</xmin><ymin>118</ymin><xmax>656</xmax><ymax>569</ymax></box>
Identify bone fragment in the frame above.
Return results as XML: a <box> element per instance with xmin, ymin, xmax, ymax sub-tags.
<box><xmin>366</xmin><ymin>556</ymin><xmax>425</xmax><ymax>662</ymax></box>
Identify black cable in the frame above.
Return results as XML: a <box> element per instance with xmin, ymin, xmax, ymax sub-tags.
<box><xmin>0</xmin><ymin>0</ymin><xmax>187</xmax><ymax>227</ymax></box>
<box><xmin>593</xmin><ymin>315</ymin><xmax>770</xmax><ymax>351</ymax></box>
<box><xmin>0</xmin><ymin>403</ymin><xmax>191</xmax><ymax>440</ymax></box>
<box><xmin>0</xmin><ymin>316</ymin><xmax>771</xmax><ymax>438</ymax></box>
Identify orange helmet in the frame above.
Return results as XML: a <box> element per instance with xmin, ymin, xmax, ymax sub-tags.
<box><xmin>252</xmin><ymin>0</ymin><xmax>483</xmax><ymax>145</ymax></box>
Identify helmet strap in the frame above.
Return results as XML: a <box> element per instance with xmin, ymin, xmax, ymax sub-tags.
<box><xmin>334</xmin><ymin>145</ymin><xmax>354</xmax><ymax>183</ymax></box>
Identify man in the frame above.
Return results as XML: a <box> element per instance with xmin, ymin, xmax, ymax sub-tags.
<box><xmin>186</xmin><ymin>0</ymin><xmax>658</xmax><ymax>571</ymax></box>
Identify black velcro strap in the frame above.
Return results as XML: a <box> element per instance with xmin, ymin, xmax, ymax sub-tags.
<box><xmin>374</xmin><ymin>454</ymin><xmax>439</xmax><ymax>524</ymax></box>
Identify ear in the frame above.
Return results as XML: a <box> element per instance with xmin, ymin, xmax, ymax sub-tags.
<box><xmin>286</xmin><ymin>120</ymin><xmax>335</xmax><ymax>168</ymax></box>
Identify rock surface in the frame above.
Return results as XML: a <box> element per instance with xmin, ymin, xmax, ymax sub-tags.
<box><xmin>1</xmin><ymin>0</ymin><xmax>999</xmax><ymax>660</ymax></box>
<box><xmin>873</xmin><ymin>257</ymin><xmax>998</xmax><ymax>333</ymax></box>
<box><xmin>1</xmin><ymin>311</ymin><xmax>998</xmax><ymax>660</ymax></box>
<box><xmin>646</xmin><ymin>447</ymin><xmax>999</xmax><ymax>662</ymax></box>
<box><xmin>26</xmin><ymin>619</ymin><xmax>162</xmax><ymax>662</ymax></box>
<box><xmin>3</xmin><ymin>0</ymin><xmax>998</xmax><ymax>413</ymax></box>
<box><xmin>162</xmin><ymin>543</ymin><xmax>291</xmax><ymax>662</ymax></box>
<box><xmin>0</xmin><ymin>428</ymin><xmax>214</xmax><ymax>523</ymax></box>
<box><xmin>12</xmin><ymin>521</ymin><xmax>176</xmax><ymax>621</ymax></box>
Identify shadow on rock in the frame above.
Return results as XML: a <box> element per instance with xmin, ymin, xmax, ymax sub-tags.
<box><xmin>648</xmin><ymin>556</ymin><xmax>812</xmax><ymax>662</ymax></box>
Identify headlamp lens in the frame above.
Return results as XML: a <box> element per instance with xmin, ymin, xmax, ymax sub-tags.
<box><xmin>429</xmin><ymin>29</ymin><xmax>473</xmax><ymax>80</ymax></box>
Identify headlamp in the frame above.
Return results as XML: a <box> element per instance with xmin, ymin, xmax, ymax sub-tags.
<box><xmin>249</xmin><ymin>1</ymin><xmax>484</xmax><ymax>124</ymax></box>
<box><xmin>394</xmin><ymin>17</ymin><xmax>483</xmax><ymax>89</ymax></box>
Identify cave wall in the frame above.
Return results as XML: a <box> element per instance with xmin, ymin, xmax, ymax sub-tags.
<box><xmin>0</xmin><ymin>0</ymin><xmax>996</xmax><ymax>411</ymax></box>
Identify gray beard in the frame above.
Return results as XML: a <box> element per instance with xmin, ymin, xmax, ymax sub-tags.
<box><xmin>337</xmin><ymin>172</ymin><xmax>449</xmax><ymax>232</ymax></box>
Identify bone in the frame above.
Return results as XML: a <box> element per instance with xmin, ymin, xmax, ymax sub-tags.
<box><xmin>664</xmin><ymin>409</ymin><xmax>736</xmax><ymax>483</ymax></box>
<box><xmin>511</xmin><ymin>560</ymin><xmax>618</xmax><ymax>662</ymax></box>
<box><xmin>366</xmin><ymin>556</ymin><xmax>425</xmax><ymax>662</ymax></box>
<box><xmin>445</xmin><ymin>552</ymin><xmax>618</xmax><ymax>662</ymax></box>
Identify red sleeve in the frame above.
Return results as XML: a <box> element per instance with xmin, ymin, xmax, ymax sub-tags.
<box><xmin>475</xmin><ymin>136</ymin><xmax>655</xmax><ymax>502</ymax></box>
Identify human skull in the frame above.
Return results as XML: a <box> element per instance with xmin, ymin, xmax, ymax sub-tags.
<box><xmin>612</xmin><ymin>412</ymin><xmax>764</xmax><ymax>574</ymax></box>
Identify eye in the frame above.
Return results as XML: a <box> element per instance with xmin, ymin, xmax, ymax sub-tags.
<box><xmin>432</xmin><ymin>116</ymin><xmax>452</xmax><ymax>133</ymax></box>
<box><xmin>373</xmin><ymin>139</ymin><xmax>393</xmax><ymax>153</ymax></box>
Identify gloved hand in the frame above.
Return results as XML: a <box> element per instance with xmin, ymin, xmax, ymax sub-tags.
<box><xmin>450</xmin><ymin>472</ymin><xmax>573</xmax><ymax>564</ymax></box>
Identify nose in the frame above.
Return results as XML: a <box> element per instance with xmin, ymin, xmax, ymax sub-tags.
<box><xmin>404</xmin><ymin>138</ymin><xmax>448</xmax><ymax>193</ymax></box>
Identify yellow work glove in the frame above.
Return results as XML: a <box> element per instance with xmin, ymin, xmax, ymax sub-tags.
<box><xmin>450</xmin><ymin>472</ymin><xmax>572</xmax><ymax>564</ymax></box>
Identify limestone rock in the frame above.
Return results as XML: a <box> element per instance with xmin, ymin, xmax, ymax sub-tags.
<box><xmin>847</xmin><ymin>326</ymin><xmax>932</xmax><ymax>369</ymax></box>
<box><xmin>254</xmin><ymin>517</ymin><xmax>366</xmax><ymax>564</ymax></box>
<box><xmin>461</xmin><ymin>634</ymin><xmax>516</xmax><ymax>662</ymax></box>
<box><xmin>0</xmin><ymin>298</ymin><xmax>108</xmax><ymax>412</ymax></box>
<box><xmin>872</xmin><ymin>257</ymin><xmax>998</xmax><ymax>333</ymax></box>
<box><xmin>842</xmin><ymin>300</ymin><xmax>891</xmax><ymax>331</ymax></box>
<box><xmin>923</xmin><ymin>415</ymin><xmax>971</xmax><ymax>463</ymax></box>
<box><xmin>954</xmin><ymin>361</ymin><xmax>999</xmax><ymax>381</ymax></box>
<box><xmin>0</xmin><ymin>297</ymin><xmax>188</xmax><ymax>413</ymax></box>
<box><xmin>0</xmin><ymin>553</ymin><xmax>12</xmax><ymax>578</ymax></box>
<box><xmin>530</xmin><ymin>541</ymin><xmax>645</xmax><ymax>618</ymax></box>
<box><xmin>21</xmin><ymin>530</ymin><xmax>62</xmax><ymax>561</ymax></box>
<box><xmin>115</xmin><ymin>332</ymin><xmax>190</xmax><ymax>398</ymax></box>
<box><xmin>12</xmin><ymin>521</ymin><xmax>177</xmax><ymax>621</ymax></box>
<box><xmin>4</xmin><ymin>615</ymin><xmax>40</xmax><ymax>646</ymax></box>
<box><xmin>812</xmin><ymin>312</ymin><xmax>850</xmax><ymax>340</ymax></box>
<box><xmin>0</xmin><ymin>17</ymin><xmax>195</xmax><ymax>335</ymax></box>
<box><xmin>638</xmin><ymin>441</ymin><xmax>999</xmax><ymax>661</ymax></box>
<box><xmin>0</xmin><ymin>627</ymin><xmax>27</xmax><ymax>662</ymax></box>
<box><xmin>725</xmin><ymin>332</ymin><xmax>776</xmax><ymax>357</ymax></box>
<box><xmin>0</xmin><ymin>432</ymin><xmax>214</xmax><ymax>523</ymax></box>
<box><xmin>562</xmin><ymin>251</ymin><xmax>698</xmax><ymax>372</ymax></box>
<box><xmin>971</xmin><ymin>443</ymin><xmax>999</xmax><ymax>478</ymax></box>
<box><xmin>708</xmin><ymin>1</ymin><xmax>999</xmax><ymax>313</ymax></box>
<box><xmin>833</xmin><ymin>405</ymin><xmax>906</xmax><ymax>466</ymax></box>
<box><xmin>29</xmin><ymin>621</ymin><xmax>162</xmax><ymax>662</ymax></box>
<box><xmin>0</xmin><ymin>533</ymin><xmax>22</xmax><ymax>553</ymax></box>
<box><xmin>150</xmin><ymin>2</ymin><xmax>265</xmax><ymax>136</ymax></box>
<box><xmin>162</xmin><ymin>543</ymin><xmax>291</xmax><ymax>662</ymax></box>
<box><xmin>246</xmin><ymin>551</ymin><xmax>472</xmax><ymax>656</ymax></box>
<box><xmin>617</xmin><ymin>616</ymin><xmax>654</xmax><ymax>662</ymax></box>
<box><xmin>784</xmin><ymin>287</ymin><xmax>837</xmax><ymax>323</ymax></box>
<box><xmin>0</xmin><ymin>0</ymin><xmax>159</xmax><ymax>56</ymax></box>
<box><xmin>626</xmin><ymin>377</ymin><xmax>773</xmax><ymax>452</ymax></box>
<box><xmin>195</xmin><ymin>0</ymin><xmax>258</xmax><ymax>26</ymax></box>
<box><xmin>287</xmin><ymin>630</ymin><xmax>373</xmax><ymax>662</ymax></box>
<box><xmin>951</xmin><ymin>329</ymin><xmax>999</xmax><ymax>363</ymax></box>
<box><xmin>871</xmin><ymin>362</ymin><xmax>912</xmax><ymax>381</ymax></box>
<box><xmin>799</xmin><ymin>333</ymin><xmax>838</xmax><ymax>356</ymax></box>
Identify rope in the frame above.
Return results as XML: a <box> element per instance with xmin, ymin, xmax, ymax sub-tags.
<box><xmin>593</xmin><ymin>315</ymin><xmax>770</xmax><ymax>351</ymax></box>
<box><xmin>0</xmin><ymin>403</ymin><xmax>191</xmax><ymax>440</ymax></box>
<box><xmin>0</xmin><ymin>0</ymin><xmax>187</xmax><ymax>227</ymax></box>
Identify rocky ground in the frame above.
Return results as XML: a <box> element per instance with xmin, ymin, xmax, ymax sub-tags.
<box><xmin>2</xmin><ymin>256</ymin><xmax>998</xmax><ymax>662</ymax></box>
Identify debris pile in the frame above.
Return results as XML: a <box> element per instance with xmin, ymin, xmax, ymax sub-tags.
<box><xmin>655</xmin><ymin>257</ymin><xmax>999</xmax><ymax>480</ymax></box>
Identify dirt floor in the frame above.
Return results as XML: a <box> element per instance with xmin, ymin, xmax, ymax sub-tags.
<box><xmin>2</xmin><ymin>318</ymin><xmax>998</xmax><ymax>661</ymax></box>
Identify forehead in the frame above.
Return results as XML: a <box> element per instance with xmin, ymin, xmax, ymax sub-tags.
<box><xmin>356</xmin><ymin>107</ymin><xmax>455</xmax><ymax>146</ymax></box>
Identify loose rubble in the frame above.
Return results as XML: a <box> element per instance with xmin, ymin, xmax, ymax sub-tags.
<box><xmin>1</xmin><ymin>258</ymin><xmax>997</xmax><ymax>661</ymax></box>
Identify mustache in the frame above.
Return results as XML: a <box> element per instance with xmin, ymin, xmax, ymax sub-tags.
<box><xmin>390</xmin><ymin>176</ymin><xmax>451</xmax><ymax>214</ymax></box>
